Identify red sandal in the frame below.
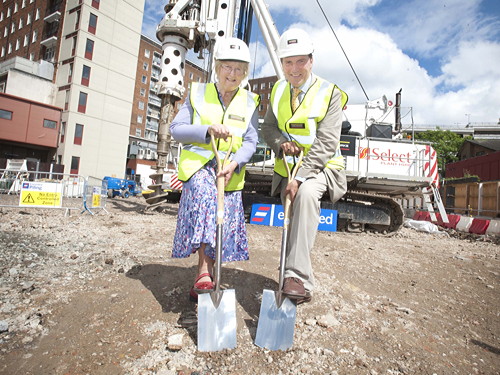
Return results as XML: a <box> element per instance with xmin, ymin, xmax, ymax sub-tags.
<box><xmin>189</xmin><ymin>273</ymin><xmax>214</xmax><ymax>301</ymax></box>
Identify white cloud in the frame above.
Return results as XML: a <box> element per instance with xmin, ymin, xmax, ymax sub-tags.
<box><xmin>142</xmin><ymin>0</ymin><xmax>500</xmax><ymax>125</ymax></box>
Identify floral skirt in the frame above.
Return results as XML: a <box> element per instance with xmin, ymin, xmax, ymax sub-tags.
<box><xmin>171</xmin><ymin>159</ymin><xmax>249</xmax><ymax>262</ymax></box>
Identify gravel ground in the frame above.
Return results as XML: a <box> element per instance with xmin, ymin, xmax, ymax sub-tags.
<box><xmin>0</xmin><ymin>196</ymin><xmax>499</xmax><ymax>375</ymax></box>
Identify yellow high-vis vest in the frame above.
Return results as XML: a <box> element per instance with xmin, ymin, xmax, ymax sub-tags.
<box><xmin>177</xmin><ymin>82</ymin><xmax>260</xmax><ymax>191</ymax></box>
<box><xmin>270</xmin><ymin>77</ymin><xmax>348</xmax><ymax>177</ymax></box>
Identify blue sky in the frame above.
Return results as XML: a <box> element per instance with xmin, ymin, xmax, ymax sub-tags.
<box><xmin>142</xmin><ymin>0</ymin><xmax>500</xmax><ymax>126</ymax></box>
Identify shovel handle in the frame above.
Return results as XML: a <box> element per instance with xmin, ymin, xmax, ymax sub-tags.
<box><xmin>282</xmin><ymin>150</ymin><xmax>304</xmax><ymax>223</ymax></box>
<box><xmin>210</xmin><ymin>133</ymin><xmax>234</xmax><ymax>225</ymax></box>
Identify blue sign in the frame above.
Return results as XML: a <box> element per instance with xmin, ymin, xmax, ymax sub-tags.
<box><xmin>250</xmin><ymin>204</ymin><xmax>337</xmax><ymax>232</ymax></box>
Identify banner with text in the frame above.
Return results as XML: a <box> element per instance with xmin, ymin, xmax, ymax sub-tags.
<box><xmin>250</xmin><ymin>204</ymin><xmax>337</xmax><ymax>232</ymax></box>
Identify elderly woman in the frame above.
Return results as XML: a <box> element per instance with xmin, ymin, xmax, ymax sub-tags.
<box><xmin>170</xmin><ymin>37</ymin><xmax>260</xmax><ymax>301</ymax></box>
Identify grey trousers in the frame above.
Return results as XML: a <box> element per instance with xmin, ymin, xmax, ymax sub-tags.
<box><xmin>279</xmin><ymin>171</ymin><xmax>328</xmax><ymax>292</ymax></box>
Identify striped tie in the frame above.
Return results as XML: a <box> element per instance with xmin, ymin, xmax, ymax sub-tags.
<box><xmin>291</xmin><ymin>87</ymin><xmax>301</xmax><ymax>112</ymax></box>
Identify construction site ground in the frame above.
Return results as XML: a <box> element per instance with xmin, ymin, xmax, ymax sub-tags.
<box><xmin>0</xmin><ymin>196</ymin><xmax>499</xmax><ymax>375</ymax></box>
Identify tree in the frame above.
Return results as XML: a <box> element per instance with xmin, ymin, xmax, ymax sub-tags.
<box><xmin>412</xmin><ymin>129</ymin><xmax>470</xmax><ymax>172</ymax></box>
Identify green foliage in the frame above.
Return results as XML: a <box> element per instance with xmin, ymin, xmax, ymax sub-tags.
<box><xmin>413</xmin><ymin>129</ymin><xmax>471</xmax><ymax>171</ymax></box>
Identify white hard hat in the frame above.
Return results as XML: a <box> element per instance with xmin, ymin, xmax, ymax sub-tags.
<box><xmin>214</xmin><ymin>37</ymin><xmax>251</xmax><ymax>63</ymax></box>
<box><xmin>278</xmin><ymin>28</ymin><xmax>314</xmax><ymax>58</ymax></box>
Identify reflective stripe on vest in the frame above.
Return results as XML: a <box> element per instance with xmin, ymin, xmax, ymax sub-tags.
<box><xmin>177</xmin><ymin>82</ymin><xmax>259</xmax><ymax>191</ymax></box>
<box><xmin>270</xmin><ymin>77</ymin><xmax>348</xmax><ymax>177</ymax></box>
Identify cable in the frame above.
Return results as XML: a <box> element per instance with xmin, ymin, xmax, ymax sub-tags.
<box><xmin>316</xmin><ymin>0</ymin><xmax>370</xmax><ymax>101</ymax></box>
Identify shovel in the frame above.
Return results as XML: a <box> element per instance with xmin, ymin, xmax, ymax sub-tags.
<box><xmin>197</xmin><ymin>134</ymin><xmax>237</xmax><ymax>352</ymax></box>
<box><xmin>255</xmin><ymin>150</ymin><xmax>303</xmax><ymax>351</ymax></box>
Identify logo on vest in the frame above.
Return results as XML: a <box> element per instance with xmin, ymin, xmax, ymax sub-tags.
<box><xmin>289</xmin><ymin>123</ymin><xmax>305</xmax><ymax>129</ymax></box>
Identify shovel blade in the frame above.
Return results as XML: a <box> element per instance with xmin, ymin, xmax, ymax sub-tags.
<box><xmin>255</xmin><ymin>289</ymin><xmax>296</xmax><ymax>350</ymax></box>
<box><xmin>197</xmin><ymin>289</ymin><xmax>237</xmax><ymax>351</ymax></box>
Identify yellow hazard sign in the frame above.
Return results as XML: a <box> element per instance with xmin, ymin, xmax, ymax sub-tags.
<box><xmin>92</xmin><ymin>193</ymin><xmax>101</xmax><ymax>207</ymax></box>
<box><xmin>19</xmin><ymin>182</ymin><xmax>63</xmax><ymax>208</ymax></box>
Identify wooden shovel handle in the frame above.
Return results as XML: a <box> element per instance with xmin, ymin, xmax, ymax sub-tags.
<box><xmin>210</xmin><ymin>133</ymin><xmax>234</xmax><ymax>225</ymax></box>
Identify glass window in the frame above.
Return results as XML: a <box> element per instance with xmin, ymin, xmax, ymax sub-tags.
<box><xmin>60</xmin><ymin>122</ymin><xmax>65</xmax><ymax>143</ymax></box>
<box><xmin>137</xmin><ymin>115</ymin><xmax>143</xmax><ymax>124</ymax></box>
<box><xmin>23</xmin><ymin>34</ymin><xmax>28</xmax><ymax>46</ymax></box>
<box><xmin>144</xmin><ymin>49</ymin><xmax>150</xmax><ymax>58</ymax></box>
<box><xmin>70</xmin><ymin>156</ymin><xmax>80</xmax><ymax>175</ymax></box>
<box><xmin>74</xmin><ymin>124</ymin><xmax>84</xmax><ymax>145</ymax></box>
<box><xmin>85</xmin><ymin>39</ymin><xmax>94</xmax><ymax>59</ymax></box>
<box><xmin>35</xmin><ymin>8</ymin><xmax>39</xmax><ymax>20</ymax></box>
<box><xmin>78</xmin><ymin>92</ymin><xmax>88</xmax><ymax>113</ymax></box>
<box><xmin>19</xmin><ymin>18</ymin><xmax>23</xmax><ymax>29</ymax></box>
<box><xmin>135</xmin><ymin>128</ymin><xmax>141</xmax><ymax>137</ymax></box>
<box><xmin>138</xmin><ymin>101</ymin><xmax>144</xmax><ymax>110</ymax></box>
<box><xmin>0</xmin><ymin>109</ymin><xmax>13</xmax><ymax>120</ymax></box>
<box><xmin>27</xmin><ymin>13</ymin><xmax>31</xmax><ymax>24</ymax></box>
<box><xmin>43</xmin><ymin>119</ymin><xmax>57</xmax><ymax>129</ymax></box>
<box><xmin>141</xmin><ymin>75</ymin><xmax>147</xmax><ymax>84</ymax></box>
<box><xmin>32</xmin><ymin>30</ymin><xmax>37</xmax><ymax>42</ymax></box>
<box><xmin>88</xmin><ymin>13</ymin><xmax>97</xmax><ymax>34</ymax></box>
<box><xmin>143</xmin><ymin>62</ymin><xmax>148</xmax><ymax>70</ymax></box>
<box><xmin>81</xmin><ymin>65</ymin><xmax>91</xmax><ymax>86</ymax></box>
<box><xmin>140</xmin><ymin>88</ymin><xmax>146</xmax><ymax>97</ymax></box>
<box><xmin>91</xmin><ymin>0</ymin><xmax>100</xmax><ymax>9</ymax></box>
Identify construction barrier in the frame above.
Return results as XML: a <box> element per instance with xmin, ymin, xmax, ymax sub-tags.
<box><xmin>486</xmin><ymin>220</ymin><xmax>500</xmax><ymax>236</ymax></box>
<box><xmin>82</xmin><ymin>176</ymin><xmax>108</xmax><ymax>215</ymax></box>
<box><xmin>442</xmin><ymin>214</ymin><xmax>461</xmax><ymax>229</ymax></box>
<box><xmin>469</xmin><ymin>218</ymin><xmax>490</xmax><ymax>235</ymax></box>
<box><xmin>455</xmin><ymin>216</ymin><xmax>474</xmax><ymax>233</ymax></box>
<box><xmin>0</xmin><ymin>168</ymin><xmax>106</xmax><ymax>215</ymax></box>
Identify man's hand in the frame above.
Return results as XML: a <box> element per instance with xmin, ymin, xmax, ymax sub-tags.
<box><xmin>208</xmin><ymin>124</ymin><xmax>231</xmax><ymax>140</ymax></box>
<box><xmin>219</xmin><ymin>160</ymin><xmax>238</xmax><ymax>186</ymax></box>
<box><xmin>280</xmin><ymin>141</ymin><xmax>301</xmax><ymax>156</ymax></box>
<box><xmin>284</xmin><ymin>179</ymin><xmax>302</xmax><ymax>202</ymax></box>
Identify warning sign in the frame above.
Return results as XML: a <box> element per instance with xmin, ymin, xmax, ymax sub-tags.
<box><xmin>19</xmin><ymin>182</ymin><xmax>63</xmax><ymax>208</ymax></box>
<box><xmin>92</xmin><ymin>186</ymin><xmax>101</xmax><ymax>208</ymax></box>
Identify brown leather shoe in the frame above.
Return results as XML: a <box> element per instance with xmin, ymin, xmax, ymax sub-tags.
<box><xmin>282</xmin><ymin>277</ymin><xmax>306</xmax><ymax>298</ymax></box>
<box><xmin>294</xmin><ymin>291</ymin><xmax>312</xmax><ymax>305</ymax></box>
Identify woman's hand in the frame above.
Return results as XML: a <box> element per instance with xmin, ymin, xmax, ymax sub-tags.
<box><xmin>280</xmin><ymin>141</ymin><xmax>301</xmax><ymax>156</ymax></box>
<box><xmin>218</xmin><ymin>160</ymin><xmax>238</xmax><ymax>186</ymax></box>
<box><xmin>208</xmin><ymin>124</ymin><xmax>231</xmax><ymax>140</ymax></box>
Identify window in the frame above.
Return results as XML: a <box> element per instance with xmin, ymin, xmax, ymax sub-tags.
<box><xmin>43</xmin><ymin>46</ymin><xmax>55</xmax><ymax>62</ymax></box>
<box><xmin>60</xmin><ymin>122</ymin><xmax>65</xmax><ymax>143</ymax></box>
<box><xmin>71</xmin><ymin>36</ymin><xmax>77</xmax><ymax>55</ymax></box>
<box><xmin>26</xmin><ymin>13</ymin><xmax>31</xmax><ymax>25</ymax></box>
<box><xmin>144</xmin><ymin>49</ymin><xmax>150</xmax><ymax>58</ymax></box>
<box><xmin>35</xmin><ymin>8</ymin><xmax>39</xmax><ymax>20</ymax></box>
<box><xmin>135</xmin><ymin>128</ymin><xmax>141</xmax><ymax>137</ymax></box>
<box><xmin>189</xmin><ymin>72</ymin><xmax>193</xmax><ymax>79</ymax></box>
<box><xmin>32</xmin><ymin>30</ymin><xmax>37</xmax><ymax>43</ymax></box>
<box><xmin>11</xmin><ymin>23</ymin><xmax>15</xmax><ymax>33</ymax></box>
<box><xmin>23</xmin><ymin>34</ymin><xmax>28</xmax><ymax>46</ymax></box>
<box><xmin>64</xmin><ymin>90</ymin><xmax>70</xmax><ymax>110</ymax></box>
<box><xmin>0</xmin><ymin>109</ymin><xmax>13</xmax><ymax>120</ymax></box>
<box><xmin>0</xmin><ymin>46</ymin><xmax>4</xmax><ymax>57</ymax></box>
<box><xmin>70</xmin><ymin>156</ymin><xmax>80</xmax><ymax>175</ymax></box>
<box><xmin>19</xmin><ymin>17</ymin><xmax>23</xmax><ymax>29</ymax></box>
<box><xmin>15</xmin><ymin>39</ymin><xmax>19</xmax><ymax>51</ymax></box>
<box><xmin>143</xmin><ymin>62</ymin><xmax>148</xmax><ymax>70</ymax></box>
<box><xmin>29</xmin><ymin>52</ymin><xmax>34</xmax><ymax>60</ymax></box>
<box><xmin>138</xmin><ymin>101</ymin><xmax>144</xmax><ymax>110</ymax></box>
<box><xmin>14</xmin><ymin>2</ymin><xmax>18</xmax><ymax>13</ymax></box>
<box><xmin>269</xmin><ymin>82</ymin><xmax>274</xmax><ymax>89</ymax></box>
<box><xmin>7</xmin><ymin>8</ymin><xmax>11</xmax><ymax>17</ymax></box>
<box><xmin>4</xmin><ymin>27</ymin><xmax>7</xmax><ymax>37</ymax></box>
<box><xmin>78</xmin><ymin>92</ymin><xmax>87</xmax><ymax>113</ymax></box>
<box><xmin>91</xmin><ymin>0</ymin><xmax>100</xmax><ymax>9</ymax></box>
<box><xmin>22</xmin><ymin>0</ymin><xmax>25</xmax><ymax>8</ymax></box>
<box><xmin>88</xmin><ymin>13</ymin><xmax>97</xmax><ymax>34</ymax></box>
<box><xmin>43</xmin><ymin>119</ymin><xmax>57</xmax><ymax>129</ymax></box>
<box><xmin>141</xmin><ymin>75</ymin><xmax>147</xmax><ymax>84</ymax></box>
<box><xmin>81</xmin><ymin>65</ymin><xmax>90</xmax><ymax>86</ymax></box>
<box><xmin>137</xmin><ymin>115</ymin><xmax>143</xmax><ymax>124</ymax></box>
<box><xmin>261</xmin><ymin>82</ymin><xmax>266</xmax><ymax>89</ymax></box>
<box><xmin>75</xmin><ymin>10</ymin><xmax>80</xmax><ymax>29</ymax></box>
<box><xmin>74</xmin><ymin>124</ymin><xmax>84</xmax><ymax>145</ymax></box>
<box><xmin>0</xmin><ymin>12</ymin><xmax>3</xmax><ymax>22</ymax></box>
<box><xmin>252</xmin><ymin>84</ymin><xmax>257</xmax><ymax>91</ymax></box>
<box><xmin>85</xmin><ymin>39</ymin><xmax>94</xmax><ymax>59</ymax></box>
<box><xmin>8</xmin><ymin>43</ymin><xmax>12</xmax><ymax>54</ymax></box>
<box><xmin>68</xmin><ymin>62</ymin><xmax>73</xmax><ymax>82</ymax></box>
<box><xmin>140</xmin><ymin>88</ymin><xmax>146</xmax><ymax>97</ymax></box>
